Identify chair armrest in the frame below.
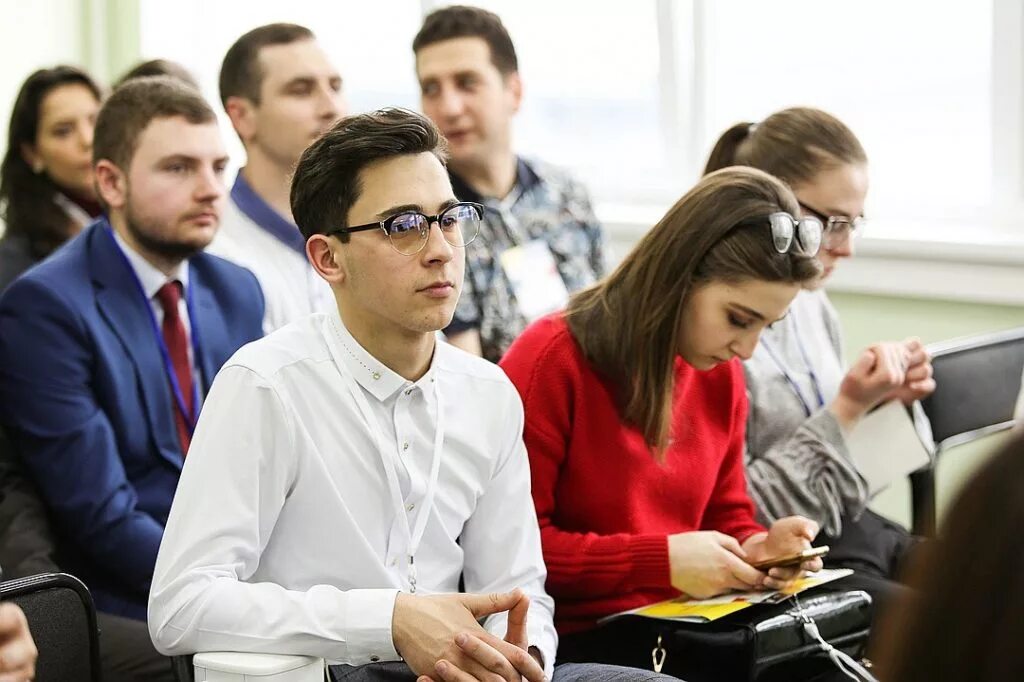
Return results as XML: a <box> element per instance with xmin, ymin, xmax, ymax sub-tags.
<box><xmin>193</xmin><ymin>652</ymin><xmax>325</xmax><ymax>680</ymax></box>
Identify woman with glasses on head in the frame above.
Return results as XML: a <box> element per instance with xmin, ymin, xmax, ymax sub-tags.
<box><xmin>0</xmin><ymin>66</ymin><xmax>104</xmax><ymax>293</ymax></box>
<box><xmin>703</xmin><ymin>107</ymin><xmax>935</xmax><ymax>606</ymax></box>
<box><xmin>499</xmin><ymin>167</ymin><xmax>826</xmax><ymax>667</ymax></box>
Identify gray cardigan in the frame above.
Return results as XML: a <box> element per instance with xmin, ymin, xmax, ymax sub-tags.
<box><xmin>743</xmin><ymin>289</ymin><xmax>870</xmax><ymax>536</ymax></box>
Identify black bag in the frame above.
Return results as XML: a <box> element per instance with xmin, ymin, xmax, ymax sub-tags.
<box><xmin>559</xmin><ymin>589</ymin><xmax>872</xmax><ymax>682</ymax></box>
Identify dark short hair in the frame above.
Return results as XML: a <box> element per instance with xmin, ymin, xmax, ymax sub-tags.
<box><xmin>93</xmin><ymin>76</ymin><xmax>217</xmax><ymax>171</ymax></box>
<box><xmin>413</xmin><ymin>5</ymin><xmax>518</xmax><ymax>75</ymax></box>
<box><xmin>114</xmin><ymin>58</ymin><xmax>199</xmax><ymax>91</ymax></box>
<box><xmin>219</xmin><ymin>23</ymin><xmax>315</xmax><ymax>106</ymax></box>
<box><xmin>291</xmin><ymin>108</ymin><xmax>448</xmax><ymax>241</ymax></box>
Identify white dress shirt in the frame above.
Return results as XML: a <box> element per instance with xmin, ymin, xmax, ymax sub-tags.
<box><xmin>148</xmin><ymin>309</ymin><xmax>557</xmax><ymax>675</ymax></box>
<box><xmin>207</xmin><ymin>192</ymin><xmax>333</xmax><ymax>334</ymax></box>
<box><xmin>111</xmin><ymin>230</ymin><xmax>199</xmax><ymax>389</ymax></box>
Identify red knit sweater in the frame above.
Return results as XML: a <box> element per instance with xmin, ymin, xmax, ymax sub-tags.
<box><xmin>499</xmin><ymin>315</ymin><xmax>765</xmax><ymax>635</ymax></box>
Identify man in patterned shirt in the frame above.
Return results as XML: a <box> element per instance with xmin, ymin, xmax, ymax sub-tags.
<box><xmin>414</xmin><ymin>5</ymin><xmax>606</xmax><ymax>362</ymax></box>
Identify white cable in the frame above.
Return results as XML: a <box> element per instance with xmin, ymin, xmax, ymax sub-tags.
<box><xmin>792</xmin><ymin>592</ymin><xmax>879</xmax><ymax>682</ymax></box>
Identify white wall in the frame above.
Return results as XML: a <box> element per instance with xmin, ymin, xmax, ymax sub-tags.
<box><xmin>0</xmin><ymin>0</ymin><xmax>86</xmax><ymax>235</ymax></box>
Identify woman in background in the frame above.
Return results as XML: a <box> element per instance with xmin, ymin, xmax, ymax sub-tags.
<box><xmin>501</xmin><ymin>167</ymin><xmax>825</xmax><ymax>667</ymax></box>
<box><xmin>0</xmin><ymin>65</ymin><xmax>103</xmax><ymax>292</ymax></box>
<box><xmin>704</xmin><ymin>108</ymin><xmax>935</xmax><ymax>602</ymax></box>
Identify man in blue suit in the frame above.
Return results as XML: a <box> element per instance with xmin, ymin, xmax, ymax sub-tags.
<box><xmin>0</xmin><ymin>76</ymin><xmax>264</xmax><ymax>640</ymax></box>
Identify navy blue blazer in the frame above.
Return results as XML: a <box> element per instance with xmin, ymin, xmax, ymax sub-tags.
<box><xmin>0</xmin><ymin>219</ymin><xmax>265</xmax><ymax>619</ymax></box>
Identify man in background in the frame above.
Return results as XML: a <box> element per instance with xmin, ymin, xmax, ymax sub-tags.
<box><xmin>414</xmin><ymin>5</ymin><xmax>606</xmax><ymax>362</ymax></box>
<box><xmin>211</xmin><ymin>23</ymin><xmax>345</xmax><ymax>330</ymax></box>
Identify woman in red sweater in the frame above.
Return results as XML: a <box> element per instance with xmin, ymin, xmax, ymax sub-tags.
<box><xmin>500</xmin><ymin>167</ymin><xmax>827</xmax><ymax>665</ymax></box>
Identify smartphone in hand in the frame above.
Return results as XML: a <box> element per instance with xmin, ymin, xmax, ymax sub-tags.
<box><xmin>750</xmin><ymin>545</ymin><xmax>829</xmax><ymax>571</ymax></box>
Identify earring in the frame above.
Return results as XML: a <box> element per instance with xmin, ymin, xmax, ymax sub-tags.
<box><xmin>31</xmin><ymin>160</ymin><xmax>44</xmax><ymax>174</ymax></box>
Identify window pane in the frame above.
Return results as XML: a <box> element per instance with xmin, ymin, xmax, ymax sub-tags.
<box><xmin>456</xmin><ymin>0</ymin><xmax>671</xmax><ymax>204</ymax></box>
<box><xmin>701</xmin><ymin>0</ymin><xmax>992</xmax><ymax>230</ymax></box>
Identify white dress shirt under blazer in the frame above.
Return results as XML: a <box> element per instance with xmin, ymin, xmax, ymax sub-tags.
<box><xmin>112</xmin><ymin>230</ymin><xmax>201</xmax><ymax>394</ymax></box>
<box><xmin>206</xmin><ymin>174</ymin><xmax>332</xmax><ymax>333</ymax></box>
<box><xmin>148</xmin><ymin>309</ymin><xmax>557</xmax><ymax>675</ymax></box>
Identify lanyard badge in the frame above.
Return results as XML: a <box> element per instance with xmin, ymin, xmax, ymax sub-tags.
<box><xmin>760</xmin><ymin>315</ymin><xmax>825</xmax><ymax>418</ymax></box>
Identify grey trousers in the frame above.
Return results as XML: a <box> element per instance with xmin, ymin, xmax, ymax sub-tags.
<box><xmin>330</xmin><ymin>661</ymin><xmax>681</xmax><ymax>681</ymax></box>
<box><xmin>96</xmin><ymin>612</ymin><xmax>177</xmax><ymax>682</ymax></box>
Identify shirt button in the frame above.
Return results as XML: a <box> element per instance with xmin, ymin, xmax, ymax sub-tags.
<box><xmin>389</xmin><ymin>557</ymin><xmax>397</xmax><ymax>567</ymax></box>
<box><xmin>370</xmin><ymin>655</ymin><xmax>380</xmax><ymax>663</ymax></box>
<box><xmin>402</xmin><ymin>442</ymin><xmax>409</xmax><ymax>451</ymax></box>
<box><xmin>404</xmin><ymin>389</ymin><xmax>413</xmax><ymax>396</ymax></box>
<box><xmin>407</xmin><ymin>503</ymin><xmax>415</xmax><ymax>511</ymax></box>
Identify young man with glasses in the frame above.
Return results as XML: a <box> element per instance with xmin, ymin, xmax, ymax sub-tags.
<box><xmin>413</xmin><ymin>6</ymin><xmax>607</xmax><ymax>363</ymax></box>
<box><xmin>149</xmin><ymin>109</ymin><xmax>672</xmax><ymax>682</ymax></box>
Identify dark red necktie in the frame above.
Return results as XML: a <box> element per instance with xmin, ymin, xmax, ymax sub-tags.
<box><xmin>155</xmin><ymin>282</ymin><xmax>194</xmax><ymax>456</ymax></box>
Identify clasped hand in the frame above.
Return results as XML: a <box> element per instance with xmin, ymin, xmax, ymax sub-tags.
<box><xmin>392</xmin><ymin>589</ymin><xmax>546</xmax><ymax>682</ymax></box>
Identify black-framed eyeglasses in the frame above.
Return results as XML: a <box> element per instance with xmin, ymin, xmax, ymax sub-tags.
<box><xmin>328</xmin><ymin>201</ymin><xmax>483</xmax><ymax>256</ymax></box>
<box><xmin>741</xmin><ymin>211</ymin><xmax>823</xmax><ymax>256</ymax></box>
<box><xmin>798</xmin><ymin>202</ymin><xmax>865</xmax><ymax>250</ymax></box>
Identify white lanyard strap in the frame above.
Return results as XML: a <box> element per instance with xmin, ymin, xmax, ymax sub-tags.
<box><xmin>792</xmin><ymin>593</ymin><xmax>879</xmax><ymax>682</ymax></box>
<box><xmin>328</xmin><ymin>336</ymin><xmax>444</xmax><ymax>593</ymax></box>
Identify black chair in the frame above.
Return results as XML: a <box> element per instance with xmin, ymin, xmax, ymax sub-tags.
<box><xmin>912</xmin><ymin>327</ymin><xmax>1024</xmax><ymax>536</ymax></box>
<box><xmin>0</xmin><ymin>572</ymin><xmax>102</xmax><ymax>681</ymax></box>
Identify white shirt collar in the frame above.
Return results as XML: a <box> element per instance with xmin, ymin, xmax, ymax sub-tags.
<box><xmin>326</xmin><ymin>306</ymin><xmax>439</xmax><ymax>403</ymax></box>
<box><xmin>112</xmin><ymin>229</ymin><xmax>190</xmax><ymax>298</ymax></box>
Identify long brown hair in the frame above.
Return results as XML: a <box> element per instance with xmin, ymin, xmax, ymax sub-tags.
<box><xmin>703</xmin><ymin>107</ymin><xmax>867</xmax><ymax>186</ymax></box>
<box><xmin>0</xmin><ymin>66</ymin><xmax>103</xmax><ymax>258</ymax></box>
<box><xmin>876</xmin><ymin>431</ymin><xmax>1024</xmax><ymax>680</ymax></box>
<box><xmin>565</xmin><ymin>167</ymin><xmax>821</xmax><ymax>452</ymax></box>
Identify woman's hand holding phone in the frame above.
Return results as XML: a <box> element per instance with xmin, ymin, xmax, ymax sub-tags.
<box><xmin>742</xmin><ymin>516</ymin><xmax>823</xmax><ymax>589</ymax></box>
<box><xmin>750</xmin><ymin>545</ymin><xmax>829</xmax><ymax>571</ymax></box>
<box><xmin>667</xmin><ymin>531</ymin><xmax>769</xmax><ymax>599</ymax></box>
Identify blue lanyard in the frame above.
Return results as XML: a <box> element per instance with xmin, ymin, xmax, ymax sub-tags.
<box><xmin>106</xmin><ymin>227</ymin><xmax>203</xmax><ymax>432</ymax></box>
<box><xmin>760</xmin><ymin>315</ymin><xmax>825</xmax><ymax>418</ymax></box>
